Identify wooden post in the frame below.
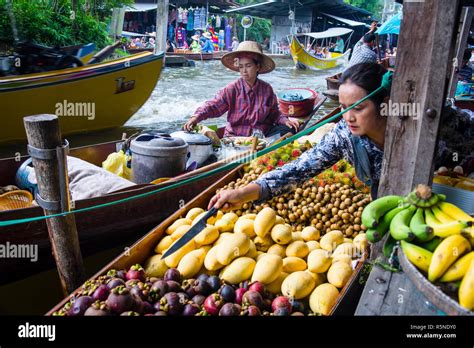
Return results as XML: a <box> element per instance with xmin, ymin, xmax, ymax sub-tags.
<box><xmin>447</xmin><ymin>7</ymin><xmax>473</xmax><ymax>98</ymax></box>
<box><xmin>24</xmin><ymin>114</ymin><xmax>85</xmax><ymax>295</ymax></box>
<box><xmin>355</xmin><ymin>0</ymin><xmax>462</xmax><ymax>315</ymax></box>
<box><xmin>155</xmin><ymin>0</ymin><xmax>169</xmax><ymax>55</ymax></box>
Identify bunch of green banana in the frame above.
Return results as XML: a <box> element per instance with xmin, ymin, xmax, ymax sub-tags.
<box><xmin>362</xmin><ymin>185</ymin><xmax>473</xmax><ymax>244</ymax></box>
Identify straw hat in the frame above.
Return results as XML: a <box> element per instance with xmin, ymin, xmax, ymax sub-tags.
<box><xmin>221</xmin><ymin>41</ymin><xmax>275</xmax><ymax>74</ymax></box>
<box><xmin>202</xmin><ymin>32</ymin><xmax>212</xmax><ymax>39</ymax></box>
<box><xmin>191</xmin><ymin>34</ymin><xmax>200</xmax><ymax>41</ymax></box>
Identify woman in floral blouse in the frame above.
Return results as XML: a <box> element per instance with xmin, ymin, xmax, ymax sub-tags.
<box><xmin>208</xmin><ymin>62</ymin><xmax>390</xmax><ymax>210</ymax></box>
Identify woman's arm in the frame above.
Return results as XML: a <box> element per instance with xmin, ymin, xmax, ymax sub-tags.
<box><xmin>193</xmin><ymin>86</ymin><xmax>230</xmax><ymax>122</ymax></box>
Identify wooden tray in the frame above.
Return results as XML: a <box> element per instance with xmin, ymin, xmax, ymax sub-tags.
<box><xmin>398</xmin><ymin>248</ymin><xmax>473</xmax><ymax>316</ymax></box>
<box><xmin>47</xmin><ymin>164</ymin><xmax>369</xmax><ymax>316</ymax></box>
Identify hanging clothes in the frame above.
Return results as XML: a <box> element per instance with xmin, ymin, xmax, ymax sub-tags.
<box><xmin>194</xmin><ymin>7</ymin><xmax>201</xmax><ymax>29</ymax></box>
<box><xmin>183</xmin><ymin>9</ymin><xmax>188</xmax><ymax>24</ymax></box>
<box><xmin>169</xmin><ymin>9</ymin><xmax>177</xmax><ymax>24</ymax></box>
<box><xmin>200</xmin><ymin>7</ymin><xmax>206</xmax><ymax>29</ymax></box>
<box><xmin>225</xmin><ymin>24</ymin><xmax>232</xmax><ymax>51</ymax></box>
<box><xmin>218</xmin><ymin>29</ymin><xmax>225</xmax><ymax>51</ymax></box>
<box><xmin>177</xmin><ymin>7</ymin><xmax>184</xmax><ymax>23</ymax></box>
<box><xmin>216</xmin><ymin>15</ymin><xmax>221</xmax><ymax>28</ymax></box>
<box><xmin>187</xmin><ymin>8</ymin><xmax>194</xmax><ymax>31</ymax></box>
<box><xmin>176</xmin><ymin>25</ymin><xmax>184</xmax><ymax>46</ymax></box>
<box><xmin>168</xmin><ymin>24</ymin><xmax>175</xmax><ymax>42</ymax></box>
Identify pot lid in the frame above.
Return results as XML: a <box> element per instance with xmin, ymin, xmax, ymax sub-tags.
<box><xmin>170</xmin><ymin>131</ymin><xmax>212</xmax><ymax>145</ymax></box>
<box><xmin>130</xmin><ymin>132</ymin><xmax>188</xmax><ymax>156</ymax></box>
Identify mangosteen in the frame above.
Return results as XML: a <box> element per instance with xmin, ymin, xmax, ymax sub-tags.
<box><xmin>240</xmin><ymin>280</ymin><xmax>250</xmax><ymax>290</ymax></box>
<box><xmin>242</xmin><ymin>290</ymin><xmax>264</xmax><ymax>309</ymax></box>
<box><xmin>193</xmin><ymin>279</ymin><xmax>211</xmax><ymax>296</ymax></box>
<box><xmin>177</xmin><ymin>292</ymin><xmax>190</xmax><ymax>305</ymax></box>
<box><xmin>272</xmin><ymin>296</ymin><xmax>292</xmax><ymax>313</ymax></box>
<box><xmin>263</xmin><ymin>298</ymin><xmax>273</xmax><ymax>312</ymax></box>
<box><xmin>182</xmin><ymin>279</ymin><xmax>197</xmax><ymax>297</ymax></box>
<box><xmin>68</xmin><ymin>296</ymin><xmax>93</xmax><ymax>316</ymax></box>
<box><xmin>235</xmin><ymin>288</ymin><xmax>247</xmax><ymax>305</ymax></box>
<box><xmin>106</xmin><ymin>269</ymin><xmax>118</xmax><ymax>278</ymax></box>
<box><xmin>248</xmin><ymin>281</ymin><xmax>265</xmax><ymax>294</ymax></box>
<box><xmin>160</xmin><ymin>292</ymin><xmax>184</xmax><ymax>316</ymax></box>
<box><xmin>191</xmin><ymin>294</ymin><xmax>206</xmax><ymax>306</ymax></box>
<box><xmin>182</xmin><ymin>303</ymin><xmax>200</xmax><ymax>316</ymax></box>
<box><xmin>120</xmin><ymin>311</ymin><xmax>140</xmax><ymax>316</ymax></box>
<box><xmin>84</xmin><ymin>301</ymin><xmax>111</xmax><ymax>316</ymax></box>
<box><xmin>125</xmin><ymin>279</ymin><xmax>140</xmax><ymax>289</ymax></box>
<box><xmin>203</xmin><ymin>294</ymin><xmax>224</xmax><ymax>316</ymax></box>
<box><xmin>92</xmin><ymin>284</ymin><xmax>110</xmax><ymax>302</ymax></box>
<box><xmin>116</xmin><ymin>270</ymin><xmax>127</xmax><ymax>280</ymax></box>
<box><xmin>291</xmin><ymin>300</ymin><xmax>305</xmax><ymax>314</ymax></box>
<box><xmin>126</xmin><ymin>264</ymin><xmax>146</xmax><ymax>282</ymax></box>
<box><xmin>219</xmin><ymin>303</ymin><xmax>240</xmax><ymax>316</ymax></box>
<box><xmin>206</xmin><ymin>276</ymin><xmax>220</xmax><ymax>293</ymax></box>
<box><xmin>247</xmin><ymin>305</ymin><xmax>261</xmax><ymax>316</ymax></box>
<box><xmin>106</xmin><ymin>286</ymin><xmax>134</xmax><ymax>314</ymax></box>
<box><xmin>167</xmin><ymin>280</ymin><xmax>182</xmax><ymax>293</ymax></box>
<box><xmin>196</xmin><ymin>273</ymin><xmax>209</xmax><ymax>283</ymax></box>
<box><xmin>142</xmin><ymin>301</ymin><xmax>155</xmax><ymax>314</ymax></box>
<box><xmin>150</xmin><ymin>280</ymin><xmax>168</xmax><ymax>300</ymax></box>
<box><xmin>273</xmin><ymin>307</ymin><xmax>290</xmax><ymax>316</ymax></box>
<box><xmin>219</xmin><ymin>284</ymin><xmax>236</xmax><ymax>303</ymax></box>
<box><xmin>164</xmin><ymin>268</ymin><xmax>182</xmax><ymax>283</ymax></box>
<box><xmin>106</xmin><ymin>277</ymin><xmax>125</xmax><ymax>290</ymax></box>
<box><xmin>149</xmin><ymin>277</ymin><xmax>160</xmax><ymax>283</ymax></box>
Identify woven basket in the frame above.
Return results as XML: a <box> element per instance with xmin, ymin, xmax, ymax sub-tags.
<box><xmin>0</xmin><ymin>190</ymin><xmax>33</xmax><ymax>211</ymax></box>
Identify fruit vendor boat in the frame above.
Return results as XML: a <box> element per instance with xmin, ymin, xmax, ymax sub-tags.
<box><xmin>0</xmin><ymin>104</ymin><xmax>335</xmax><ymax>285</ymax></box>
<box><xmin>289</xmin><ymin>28</ymin><xmax>353</xmax><ymax>70</ymax></box>
<box><xmin>0</xmin><ymin>51</ymin><xmax>164</xmax><ymax>144</ymax></box>
<box><xmin>46</xmin><ymin>159</ymin><xmax>368</xmax><ymax>316</ymax></box>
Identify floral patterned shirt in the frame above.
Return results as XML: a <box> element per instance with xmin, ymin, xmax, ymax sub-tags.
<box><xmin>254</xmin><ymin>119</ymin><xmax>384</xmax><ymax>201</ymax></box>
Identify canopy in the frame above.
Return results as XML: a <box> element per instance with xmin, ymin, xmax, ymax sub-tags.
<box><xmin>121</xmin><ymin>31</ymin><xmax>153</xmax><ymax>37</ymax></box>
<box><xmin>302</xmin><ymin>27</ymin><xmax>354</xmax><ymax>40</ymax></box>
<box><xmin>376</xmin><ymin>13</ymin><xmax>402</xmax><ymax>35</ymax></box>
<box><xmin>321</xmin><ymin>13</ymin><xmax>369</xmax><ymax>27</ymax></box>
<box><xmin>124</xmin><ymin>4</ymin><xmax>157</xmax><ymax>12</ymax></box>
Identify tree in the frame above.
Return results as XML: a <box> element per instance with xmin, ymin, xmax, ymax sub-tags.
<box><xmin>343</xmin><ymin>0</ymin><xmax>383</xmax><ymax>19</ymax></box>
<box><xmin>233</xmin><ymin>0</ymin><xmax>271</xmax><ymax>43</ymax></box>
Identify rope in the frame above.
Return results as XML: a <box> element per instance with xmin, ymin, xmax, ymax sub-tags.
<box><xmin>0</xmin><ymin>72</ymin><xmax>393</xmax><ymax>227</ymax></box>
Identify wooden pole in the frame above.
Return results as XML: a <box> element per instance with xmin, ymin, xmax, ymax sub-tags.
<box><xmin>24</xmin><ymin>114</ymin><xmax>85</xmax><ymax>295</ymax></box>
<box><xmin>155</xmin><ymin>0</ymin><xmax>169</xmax><ymax>55</ymax></box>
<box><xmin>447</xmin><ymin>7</ymin><xmax>473</xmax><ymax>98</ymax></box>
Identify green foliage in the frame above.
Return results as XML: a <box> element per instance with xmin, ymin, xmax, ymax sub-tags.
<box><xmin>343</xmin><ymin>0</ymin><xmax>383</xmax><ymax>19</ymax></box>
<box><xmin>235</xmin><ymin>14</ymin><xmax>271</xmax><ymax>43</ymax></box>
<box><xmin>0</xmin><ymin>0</ymin><xmax>132</xmax><ymax>50</ymax></box>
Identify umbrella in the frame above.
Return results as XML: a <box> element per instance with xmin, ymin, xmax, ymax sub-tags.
<box><xmin>376</xmin><ymin>13</ymin><xmax>402</xmax><ymax>35</ymax></box>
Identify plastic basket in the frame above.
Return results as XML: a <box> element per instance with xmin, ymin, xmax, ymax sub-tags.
<box><xmin>0</xmin><ymin>190</ymin><xmax>34</xmax><ymax>211</ymax></box>
<box><xmin>432</xmin><ymin>183</ymin><xmax>474</xmax><ymax>215</ymax></box>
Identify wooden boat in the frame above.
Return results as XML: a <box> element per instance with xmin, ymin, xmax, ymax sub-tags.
<box><xmin>324</xmin><ymin>72</ymin><xmax>342</xmax><ymax>102</ymax></box>
<box><xmin>0</xmin><ymin>101</ymin><xmax>332</xmax><ymax>285</ymax></box>
<box><xmin>47</xmin><ymin>155</ymin><xmax>368</xmax><ymax>316</ymax></box>
<box><xmin>289</xmin><ymin>28</ymin><xmax>353</xmax><ymax>70</ymax></box>
<box><xmin>0</xmin><ymin>51</ymin><xmax>164</xmax><ymax>144</ymax></box>
<box><xmin>127</xmin><ymin>48</ymin><xmax>225</xmax><ymax>61</ymax></box>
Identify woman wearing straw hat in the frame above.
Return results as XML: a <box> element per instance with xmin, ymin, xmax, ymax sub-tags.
<box><xmin>201</xmin><ymin>32</ymin><xmax>215</xmax><ymax>53</ymax></box>
<box><xmin>190</xmin><ymin>34</ymin><xmax>201</xmax><ymax>53</ymax></box>
<box><xmin>184</xmin><ymin>41</ymin><xmax>299</xmax><ymax>137</ymax></box>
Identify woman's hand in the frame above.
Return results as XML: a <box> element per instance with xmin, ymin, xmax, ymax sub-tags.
<box><xmin>183</xmin><ymin>116</ymin><xmax>199</xmax><ymax>132</ymax></box>
<box><xmin>208</xmin><ymin>183</ymin><xmax>261</xmax><ymax>212</ymax></box>
<box><xmin>283</xmin><ymin>118</ymin><xmax>300</xmax><ymax>132</ymax></box>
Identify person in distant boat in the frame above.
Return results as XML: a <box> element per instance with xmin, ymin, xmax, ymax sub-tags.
<box><xmin>190</xmin><ymin>35</ymin><xmax>201</xmax><ymax>53</ymax></box>
<box><xmin>201</xmin><ymin>32</ymin><xmax>215</xmax><ymax>53</ymax></box>
<box><xmin>323</xmin><ymin>47</ymin><xmax>331</xmax><ymax>59</ymax></box>
<box><xmin>183</xmin><ymin>41</ymin><xmax>299</xmax><ymax>137</ymax></box>
<box><xmin>166</xmin><ymin>39</ymin><xmax>176</xmax><ymax>53</ymax></box>
<box><xmin>335</xmin><ymin>36</ymin><xmax>344</xmax><ymax>53</ymax></box>
<box><xmin>231</xmin><ymin>36</ymin><xmax>239</xmax><ymax>51</ymax></box>
<box><xmin>314</xmin><ymin>47</ymin><xmax>324</xmax><ymax>58</ymax></box>
<box><xmin>458</xmin><ymin>49</ymin><xmax>473</xmax><ymax>83</ymax></box>
<box><xmin>347</xmin><ymin>22</ymin><xmax>378</xmax><ymax>68</ymax></box>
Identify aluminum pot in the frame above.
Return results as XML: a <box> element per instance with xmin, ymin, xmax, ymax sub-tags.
<box><xmin>170</xmin><ymin>131</ymin><xmax>213</xmax><ymax>167</ymax></box>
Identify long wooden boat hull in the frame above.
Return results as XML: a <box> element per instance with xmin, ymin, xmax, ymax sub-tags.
<box><xmin>47</xmin><ymin>161</ymin><xmax>368</xmax><ymax>315</ymax></box>
<box><xmin>0</xmin><ymin>140</ymin><xmax>230</xmax><ymax>285</ymax></box>
<box><xmin>290</xmin><ymin>37</ymin><xmax>350</xmax><ymax>70</ymax></box>
<box><xmin>0</xmin><ymin>52</ymin><xmax>164</xmax><ymax>144</ymax></box>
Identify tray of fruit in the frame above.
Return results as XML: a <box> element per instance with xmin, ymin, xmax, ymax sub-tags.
<box><xmin>432</xmin><ymin>166</ymin><xmax>474</xmax><ymax>215</ymax></box>
<box><xmin>221</xmin><ymin>137</ymin><xmax>268</xmax><ymax>150</ymax></box>
<box><xmin>361</xmin><ymin>184</ymin><xmax>474</xmax><ymax>315</ymax></box>
<box><xmin>48</xmin><ymin>160</ymin><xmax>371</xmax><ymax>317</ymax></box>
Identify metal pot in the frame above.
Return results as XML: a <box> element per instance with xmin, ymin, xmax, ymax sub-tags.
<box><xmin>130</xmin><ymin>132</ymin><xmax>189</xmax><ymax>184</ymax></box>
<box><xmin>170</xmin><ymin>131</ymin><xmax>213</xmax><ymax>167</ymax></box>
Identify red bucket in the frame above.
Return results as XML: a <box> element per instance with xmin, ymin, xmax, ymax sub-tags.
<box><xmin>277</xmin><ymin>88</ymin><xmax>318</xmax><ymax>118</ymax></box>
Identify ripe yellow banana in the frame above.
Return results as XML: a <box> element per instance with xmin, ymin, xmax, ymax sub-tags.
<box><xmin>401</xmin><ymin>240</ymin><xmax>432</xmax><ymax>273</ymax></box>
<box><xmin>431</xmin><ymin>205</ymin><xmax>456</xmax><ymax>223</ymax></box>
<box><xmin>459</xmin><ymin>259</ymin><xmax>474</xmax><ymax>310</ymax></box>
<box><xmin>439</xmin><ymin>251</ymin><xmax>474</xmax><ymax>282</ymax></box>
<box><xmin>425</xmin><ymin>209</ymin><xmax>471</xmax><ymax>238</ymax></box>
<box><xmin>438</xmin><ymin>201</ymin><xmax>474</xmax><ymax>222</ymax></box>
<box><xmin>428</xmin><ymin>235</ymin><xmax>471</xmax><ymax>282</ymax></box>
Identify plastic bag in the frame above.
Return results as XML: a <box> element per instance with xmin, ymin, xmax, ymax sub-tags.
<box><xmin>102</xmin><ymin>150</ymin><xmax>132</xmax><ymax>180</ymax></box>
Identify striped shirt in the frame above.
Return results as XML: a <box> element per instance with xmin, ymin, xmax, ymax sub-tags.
<box><xmin>194</xmin><ymin>78</ymin><xmax>288</xmax><ymax>137</ymax></box>
<box><xmin>348</xmin><ymin>41</ymin><xmax>377</xmax><ymax>68</ymax></box>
